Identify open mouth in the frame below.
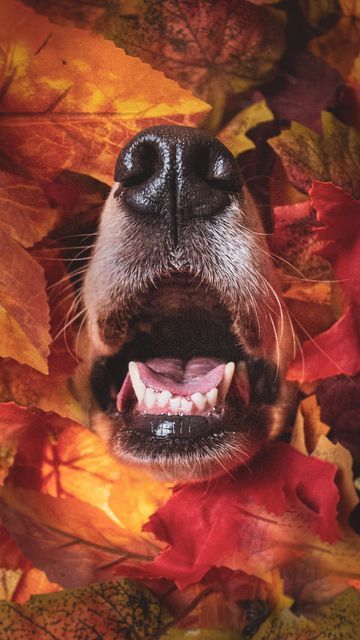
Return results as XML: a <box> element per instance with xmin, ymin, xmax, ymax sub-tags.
<box><xmin>90</xmin><ymin>275</ymin><xmax>280</xmax><ymax>476</ymax></box>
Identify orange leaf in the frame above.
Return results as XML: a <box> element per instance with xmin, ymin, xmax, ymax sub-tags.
<box><xmin>21</xmin><ymin>0</ymin><xmax>286</xmax><ymax>132</ymax></box>
<box><xmin>0</xmin><ymin>0</ymin><xmax>209</xmax><ymax>185</ymax></box>
<box><xmin>0</xmin><ymin>486</ymin><xmax>157</xmax><ymax>589</ymax></box>
<box><xmin>0</xmin><ymin>170</ymin><xmax>57</xmax><ymax>248</ymax></box>
<box><xmin>0</xmin><ymin>230</ymin><xmax>50</xmax><ymax>373</ymax></box>
<box><xmin>0</xmin><ymin>249</ymin><xmax>87</xmax><ymax>422</ymax></box>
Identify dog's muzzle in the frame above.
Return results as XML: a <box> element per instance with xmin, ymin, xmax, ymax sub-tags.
<box><xmin>83</xmin><ymin>125</ymin><xmax>292</xmax><ymax>481</ymax></box>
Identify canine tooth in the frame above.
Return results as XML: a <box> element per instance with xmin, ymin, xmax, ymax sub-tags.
<box><xmin>128</xmin><ymin>361</ymin><xmax>145</xmax><ymax>403</ymax></box>
<box><xmin>191</xmin><ymin>392</ymin><xmax>206</xmax><ymax>411</ymax></box>
<box><xmin>218</xmin><ymin>361</ymin><xmax>235</xmax><ymax>402</ymax></box>
<box><xmin>157</xmin><ymin>390</ymin><xmax>172</xmax><ymax>408</ymax></box>
<box><xmin>170</xmin><ymin>396</ymin><xmax>181</xmax><ymax>411</ymax></box>
<box><xmin>206</xmin><ymin>388</ymin><xmax>218</xmax><ymax>408</ymax></box>
<box><xmin>145</xmin><ymin>387</ymin><xmax>156</xmax><ymax>409</ymax></box>
<box><xmin>180</xmin><ymin>398</ymin><xmax>193</xmax><ymax>413</ymax></box>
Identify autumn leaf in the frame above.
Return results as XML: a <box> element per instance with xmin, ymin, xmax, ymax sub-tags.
<box><xmin>264</xmin><ymin>52</ymin><xmax>342</xmax><ymax>132</ymax></box>
<box><xmin>23</xmin><ymin>0</ymin><xmax>286</xmax><ymax>132</ymax></box>
<box><xmin>268</xmin><ymin>112</ymin><xmax>360</xmax><ymax>198</ymax></box>
<box><xmin>218</xmin><ymin>100</ymin><xmax>273</xmax><ymax>156</ymax></box>
<box><xmin>298</xmin><ymin>0</ymin><xmax>337</xmax><ymax>26</ymax></box>
<box><xmin>115</xmin><ymin>443</ymin><xmax>340</xmax><ymax>588</ymax></box>
<box><xmin>0</xmin><ymin>170</ymin><xmax>57</xmax><ymax>247</ymax></box>
<box><xmin>341</xmin><ymin>55</ymin><xmax>360</xmax><ymax>130</ymax></box>
<box><xmin>270</xmin><ymin>200</ymin><xmax>330</xmax><ymax>277</ymax></box>
<box><xmin>0</xmin><ymin>250</ymin><xmax>87</xmax><ymax>423</ymax></box>
<box><xmin>252</xmin><ymin>588</ymin><xmax>360</xmax><ymax>640</ymax></box>
<box><xmin>0</xmin><ymin>231</ymin><xmax>50</xmax><ymax>373</ymax></box>
<box><xmin>0</xmin><ymin>485</ymin><xmax>159</xmax><ymax>589</ymax></box>
<box><xmin>0</xmin><ymin>578</ymin><xmax>169</xmax><ymax>640</ymax></box>
<box><xmin>316</xmin><ymin>374</ymin><xmax>360</xmax><ymax>462</ymax></box>
<box><xmin>0</xmin><ymin>0</ymin><xmax>209</xmax><ymax>187</ymax></box>
<box><xmin>309</xmin><ymin>1</ymin><xmax>360</xmax><ymax>78</ymax></box>
<box><xmin>288</xmin><ymin>181</ymin><xmax>360</xmax><ymax>380</ymax></box>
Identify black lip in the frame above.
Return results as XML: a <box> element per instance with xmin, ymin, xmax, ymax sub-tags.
<box><xmin>122</xmin><ymin>412</ymin><xmax>230</xmax><ymax>439</ymax></box>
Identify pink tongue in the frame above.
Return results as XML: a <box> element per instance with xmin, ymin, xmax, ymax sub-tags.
<box><xmin>136</xmin><ymin>357</ymin><xmax>225</xmax><ymax>396</ymax></box>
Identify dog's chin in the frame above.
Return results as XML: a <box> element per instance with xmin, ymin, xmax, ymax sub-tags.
<box><xmin>88</xmin><ymin>276</ymin><xmax>289</xmax><ymax>483</ymax></box>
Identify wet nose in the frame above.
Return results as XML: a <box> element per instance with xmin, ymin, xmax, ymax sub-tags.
<box><xmin>114</xmin><ymin>125</ymin><xmax>241</xmax><ymax>223</ymax></box>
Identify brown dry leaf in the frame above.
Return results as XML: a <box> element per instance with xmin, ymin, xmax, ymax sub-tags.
<box><xmin>22</xmin><ymin>0</ymin><xmax>286</xmax><ymax>132</ymax></box>
<box><xmin>0</xmin><ymin>0</ymin><xmax>209</xmax><ymax>186</ymax></box>
<box><xmin>218</xmin><ymin>100</ymin><xmax>273</xmax><ymax>156</ymax></box>
<box><xmin>0</xmin><ymin>230</ymin><xmax>50</xmax><ymax>373</ymax></box>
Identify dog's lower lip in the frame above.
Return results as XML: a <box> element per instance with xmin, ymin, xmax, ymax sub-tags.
<box><xmin>121</xmin><ymin>413</ymin><xmax>225</xmax><ymax>439</ymax></box>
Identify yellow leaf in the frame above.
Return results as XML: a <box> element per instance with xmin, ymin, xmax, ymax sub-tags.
<box><xmin>218</xmin><ymin>100</ymin><xmax>273</xmax><ymax>156</ymax></box>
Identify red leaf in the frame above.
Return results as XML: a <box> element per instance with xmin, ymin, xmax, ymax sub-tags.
<box><xmin>288</xmin><ymin>182</ymin><xmax>360</xmax><ymax>380</ymax></box>
<box><xmin>118</xmin><ymin>443</ymin><xmax>339</xmax><ymax>588</ymax></box>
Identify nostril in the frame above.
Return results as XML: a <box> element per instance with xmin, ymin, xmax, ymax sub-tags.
<box><xmin>191</xmin><ymin>143</ymin><xmax>241</xmax><ymax>193</ymax></box>
<box><xmin>115</xmin><ymin>140</ymin><xmax>160</xmax><ymax>188</ymax></box>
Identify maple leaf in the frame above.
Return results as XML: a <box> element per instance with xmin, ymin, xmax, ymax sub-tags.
<box><xmin>264</xmin><ymin>52</ymin><xmax>342</xmax><ymax>131</ymax></box>
<box><xmin>298</xmin><ymin>0</ymin><xmax>337</xmax><ymax>27</ymax></box>
<box><xmin>341</xmin><ymin>55</ymin><xmax>360</xmax><ymax>130</ymax></box>
<box><xmin>22</xmin><ymin>0</ymin><xmax>286</xmax><ymax>132</ymax></box>
<box><xmin>316</xmin><ymin>375</ymin><xmax>360</xmax><ymax>462</ymax></box>
<box><xmin>0</xmin><ymin>0</ymin><xmax>209</xmax><ymax>187</ymax></box>
<box><xmin>218</xmin><ymin>99</ymin><xmax>273</xmax><ymax>156</ymax></box>
<box><xmin>288</xmin><ymin>181</ymin><xmax>360</xmax><ymax>380</ymax></box>
<box><xmin>0</xmin><ymin>170</ymin><xmax>57</xmax><ymax>247</ymax></box>
<box><xmin>0</xmin><ymin>485</ymin><xmax>158</xmax><ymax>589</ymax></box>
<box><xmin>308</xmin><ymin>1</ymin><xmax>360</xmax><ymax>78</ymax></box>
<box><xmin>0</xmin><ymin>230</ymin><xmax>50</xmax><ymax>373</ymax></box>
<box><xmin>0</xmin><ymin>578</ymin><xmax>169</xmax><ymax>640</ymax></box>
<box><xmin>0</xmin><ymin>250</ymin><xmax>87</xmax><ymax>423</ymax></box>
<box><xmin>251</xmin><ymin>588</ymin><xmax>360</xmax><ymax>640</ymax></box>
<box><xmin>268</xmin><ymin>112</ymin><xmax>360</xmax><ymax>198</ymax></box>
<box><xmin>116</xmin><ymin>443</ymin><xmax>340</xmax><ymax>588</ymax></box>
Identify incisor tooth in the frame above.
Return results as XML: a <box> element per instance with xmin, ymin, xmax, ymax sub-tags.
<box><xmin>206</xmin><ymin>387</ymin><xmax>218</xmax><ymax>408</ymax></box>
<box><xmin>145</xmin><ymin>387</ymin><xmax>156</xmax><ymax>409</ymax></box>
<box><xmin>191</xmin><ymin>392</ymin><xmax>206</xmax><ymax>411</ymax></box>
<box><xmin>170</xmin><ymin>396</ymin><xmax>181</xmax><ymax>411</ymax></box>
<box><xmin>157</xmin><ymin>390</ymin><xmax>172</xmax><ymax>408</ymax></box>
<box><xmin>128</xmin><ymin>361</ymin><xmax>145</xmax><ymax>403</ymax></box>
<box><xmin>180</xmin><ymin>398</ymin><xmax>193</xmax><ymax>413</ymax></box>
<box><xmin>218</xmin><ymin>361</ymin><xmax>235</xmax><ymax>402</ymax></box>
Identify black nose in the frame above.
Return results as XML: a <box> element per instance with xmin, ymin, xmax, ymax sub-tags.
<box><xmin>114</xmin><ymin>125</ymin><xmax>241</xmax><ymax>225</ymax></box>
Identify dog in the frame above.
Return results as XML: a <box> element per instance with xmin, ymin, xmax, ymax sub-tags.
<box><xmin>83</xmin><ymin>125</ymin><xmax>293</xmax><ymax>481</ymax></box>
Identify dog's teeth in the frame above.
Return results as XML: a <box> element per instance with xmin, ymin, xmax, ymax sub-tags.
<box><xmin>170</xmin><ymin>396</ymin><xmax>181</xmax><ymax>411</ymax></box>
<box><xmin>206</xmin><ymin>388</ymin><xmax>218</xmax><ymax>408</ymax></box>
<box><xmin>144</xmin><ymin>387</ymin><xmax>156</xmax><ymax>409</ymax></box>
<box><xmin>191</xmin><ymin>392</ymin><xmax>206</xmax><ymax>411</ymax></box>
<box><xmin>157</xmin><ymin>390</ymin><xmax>172</xmax><ymax>408</ymax></box>
<box><xmin>218</xmin><ymin>361</ymin><xmax>235</xmax><ymax>403</ymax></box>
<box><xmin>180</xmin><ymin>398</ymin><xmax>193</xmax><ymax>413</ymax></box>
<box><xmin>128</xmin><ymin>361</ymin><xmax>145</xmax><ymax>403</ymax></box>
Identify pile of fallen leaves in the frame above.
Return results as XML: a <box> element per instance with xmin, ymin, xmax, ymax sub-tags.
<box><xmin>0</xmin><ymin>0</ymin><xmax>360</xmax><ymax>637</ymax></box>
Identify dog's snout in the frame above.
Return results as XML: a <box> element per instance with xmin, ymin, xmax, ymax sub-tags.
<box><xmin>114</xmin><ymin>125</ymin><xmax>241</xmax><ymax>223</ymax></box>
